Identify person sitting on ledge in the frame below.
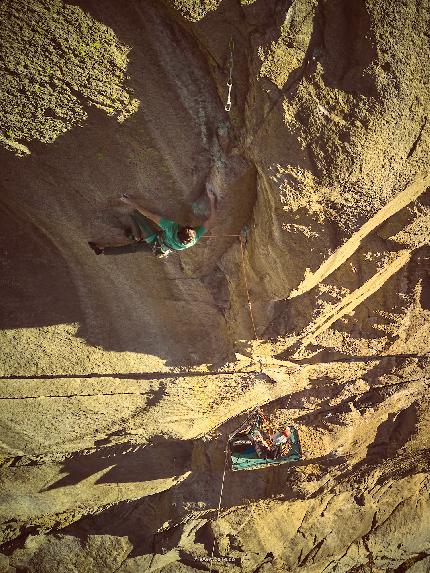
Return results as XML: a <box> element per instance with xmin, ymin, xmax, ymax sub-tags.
<box><xmin>88</xmin><ymin>186</ymin><xmax>217</xmax><ymax>257</ymax></box>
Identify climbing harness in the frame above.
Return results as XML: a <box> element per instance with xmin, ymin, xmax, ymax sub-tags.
<box><xmin>153</xmin><ymin>231</ymin><xmax>173</xmax><ymax>258</ymax></box>
<box><xmin>225</xmin><ymin>38</ymin><xmax>234</xmax><ymax>112</ymax></box>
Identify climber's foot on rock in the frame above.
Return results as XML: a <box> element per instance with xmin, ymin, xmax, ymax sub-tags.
<box><xmin>88</xmin><ymin>241</ymin><xmax>105</xmax><ymax>255</ymax></box>
<box><xmin>125</xmin><ymin>228</ymin><xmax>141</xmax><ymax>242</ymax></box>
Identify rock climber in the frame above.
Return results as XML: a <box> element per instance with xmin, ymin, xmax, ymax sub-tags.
<box><xmin>88</xmin><ymin>186</ymin><xmax>217</xmax><ymax>257</ymax></box>
<box><xmin>251</xmin><ymin>409</ymin><xmax>292</xmax><ymax>459</ymax></box>
<box><xmin>271</xmin><ymin>428</ymin><xmax>292</xmax><ymax>459</ymax></box>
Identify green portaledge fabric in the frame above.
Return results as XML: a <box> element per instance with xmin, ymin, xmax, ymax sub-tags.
<box><xmin>230</xmin><ymin>427</ymin><xmax>302</xmax><ymax>471</ymax></box>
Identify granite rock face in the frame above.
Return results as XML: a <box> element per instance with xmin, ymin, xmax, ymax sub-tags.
<box><xmin>0</xmin><ymin>0</ymin><xmax>429</xmax><ymax>572</ymax></box>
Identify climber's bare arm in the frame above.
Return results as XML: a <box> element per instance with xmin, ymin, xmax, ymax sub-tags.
<box><xmin>203</xmin><ymin>187</ymin><xmax>217</xmax><ymax>230</ymax></box>
<box><xmin>120</xmin><ymin>194</ymin><xmax>162</xmax><ymax>225</ymax></box>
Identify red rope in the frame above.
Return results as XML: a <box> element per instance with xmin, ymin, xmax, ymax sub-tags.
<box><xmin>202</xmin><ymin>234</ymin><xmax>259</xmax><ymax>340</ymax></box>
<box><xmin>239</xmin><ymin>235</ymin><xmax>259</xmax><ymax>340</ymax></box>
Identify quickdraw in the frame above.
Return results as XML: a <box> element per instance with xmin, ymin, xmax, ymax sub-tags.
<box><xmin>225</xmin><ymin>38</ymin><xmax>234</xmax><ymax>112</ymax></box>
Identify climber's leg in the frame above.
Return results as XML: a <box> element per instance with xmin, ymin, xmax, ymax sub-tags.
<box><xmin>115</xmin><ymin>213</ymin><xmax>142</xmax><ymax>241</ymax></box>
<box><xmin>129</xmin><ymin>216</ymin><xmax>142</xmax><ymax>241</ymax></box>
<box><xmin>88</xmin><ymin>209</ymin><xmax>158</xmax><ymax>255</ymax></box>
<box><xmin>130</xmin><ymin>211</ymin><xmax>158</xmax><ymax>239</ymax></box>
<box><xmin>102</xmin><ymin>241</ymin><xmax>154</xmax><ymax>255</ymax></box>
<box><xmin>88</xmin><ymin>237</ymin><xmax>155</xmax><ymax>255</ymax></box>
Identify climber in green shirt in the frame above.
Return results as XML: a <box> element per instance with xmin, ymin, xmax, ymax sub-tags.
<box><xmin>88</xmin><ymin>187</ymin><xmax>217</xmax><ymax>257</ymax></box>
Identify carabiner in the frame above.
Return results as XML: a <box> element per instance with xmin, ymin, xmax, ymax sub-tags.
<box><xmin>225</xmin><ymin>82</ymin><xmax>232</xmax><ymax>112</ymax></box>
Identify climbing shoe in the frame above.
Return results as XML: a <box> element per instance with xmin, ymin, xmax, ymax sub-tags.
<box><xmin>88</xmin><ymin>242</ymin><xmax>104</xmax><ymax>255</ymax></box>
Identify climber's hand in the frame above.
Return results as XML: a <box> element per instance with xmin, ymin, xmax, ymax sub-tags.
<box><xmin>203</xmin><ymin>186</ymin><xmax>217</xmax><ymax>229</ymax></box>
<box><xmin>206</xmin><ymin>186</ymin><xmax>217</xmax><ymax>205</ymax></box>
<box><xmin>120</xmin><ymin>193</ymin><xmax>132</xmax><ymax>204</ymax></box>
<box><xmin>157</xmin><ymin>251</ymin><xmax>170</xmax><ymax>259</ymax></box>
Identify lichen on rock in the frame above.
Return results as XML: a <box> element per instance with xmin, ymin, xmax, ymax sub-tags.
<box><xmin>169</xmin><ymin>0</ymin><xmax>222</xmax><ymax>21</ymax></box>
<box><xmin>0</xmin><ymin>0</ymin><xmax>139</xmax><ymax>155</ymax></box>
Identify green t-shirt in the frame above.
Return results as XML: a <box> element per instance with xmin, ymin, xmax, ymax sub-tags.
<box><xmin>156</xmin><ymin>218</ymin><xmax>206</xmax><ymax>252</ymax></box>
<box><xmin>132</xmin><ymin>211</ymin><xmax>206</xmax><ymax>253</ymax></box>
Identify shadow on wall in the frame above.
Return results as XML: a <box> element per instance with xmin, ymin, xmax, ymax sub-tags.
<box><xmin>44</xmin><ymin>437</ymin><xmax>194</xmax><ymax>491</ymax></box>
<box><xmin>365</xmin><ymin>401</ymin><xmax>419</xmax><ymax>461</ymax></box>
<box><xmin>0</xmin><ymin>138</ymin><xmax>233</xmax><ymax>368</ymax></box>
<box><xmin>0</xmin><ymin>0</ymin><xmax>254</xmax><ymax>368</ymax></box>
<box><xmin>335</xmin><ymin>400</ymin><xmax>426</xmax><ymax>487</ymax></box>
<box><xmin>317</xmin><ymin>0</ymin><xmax>378</xmax><ymax>97</ymax></box>
<box><xmin>0</xmin><ymin>110</ymin><xmax>238</xmax><ymax>368</ymax></box>
<box><xmin>0</xmin><ymin>0</ymin><xmax>140</xmax><ymax>156</ymax></box>
<box><xmin>269</xmin><ymin>243</ymin><xmax>430</xmax><ymax>364</ymax></box>
<box><xmin>57</xmin><ymin>435</ymin><xmax>343</xmax><ymax>559</ymax></box>
<box><xmin>39</xmin><ymin>385</ymin><xmax>427</xmax><ymax>559</ymax></box>
<box><xmin>0</xmin><ymin>202</ymin><xmax>81</xmax><ymax>330</ymax></box>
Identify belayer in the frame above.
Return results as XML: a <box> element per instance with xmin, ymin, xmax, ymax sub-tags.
<box><xmin>88</xmin><ymin>186</ymin><xmax>217</xmax><ymax>257</ymax></box>
<box><xmin>251</xmin><ymin>408</ymin><xmax>292</xmax><ymax>460</ymax></box>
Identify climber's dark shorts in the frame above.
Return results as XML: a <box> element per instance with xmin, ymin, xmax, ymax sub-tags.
<box><xmin>102</xmin><ymin>241</ymin><xmax>155</xmax><ymax>256</ymax></box>
<box><xmin>103</xmin><ymin>211</ymin><xmax>158</xmax><ymax>256</ymax></box>
<box><xmin>131</xmin><ymin>211</ymin><xmax>158</xmax><ymax>242</ymax></box>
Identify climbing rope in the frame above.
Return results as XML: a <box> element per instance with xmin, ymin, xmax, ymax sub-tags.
<box><xmin>209</xmin><ymin>443</ymin><xmax>230</xmax><ymax>573</ymax></box>
<box><xmin>225</xmin><ymin>38</ymin><xmax>234</xmax><ymax>112</ymax></box>
<box><xmin>239</xmin><ymin>235</ymin><xmax>258</xmax><ymax>340</ymax></box>
<box><xmin>202</xmin><ymin>233</ymin><xmax>259</xmax><ymax>340</ymax></box>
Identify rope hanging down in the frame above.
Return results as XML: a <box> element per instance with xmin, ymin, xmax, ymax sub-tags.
<box><xmin>225</xmin><ymin>38</ymin><xmax>234</xmax><ymax>112</ymax></box>
<box><xmin>239</xmin><ymin>235</ymin><xmax>258</xmax><ymax>340</ymax></box>
<box><xmin>209</xmin><ymin>444</ymin><xmax>230</xmax><ymax>573</ymax></box>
